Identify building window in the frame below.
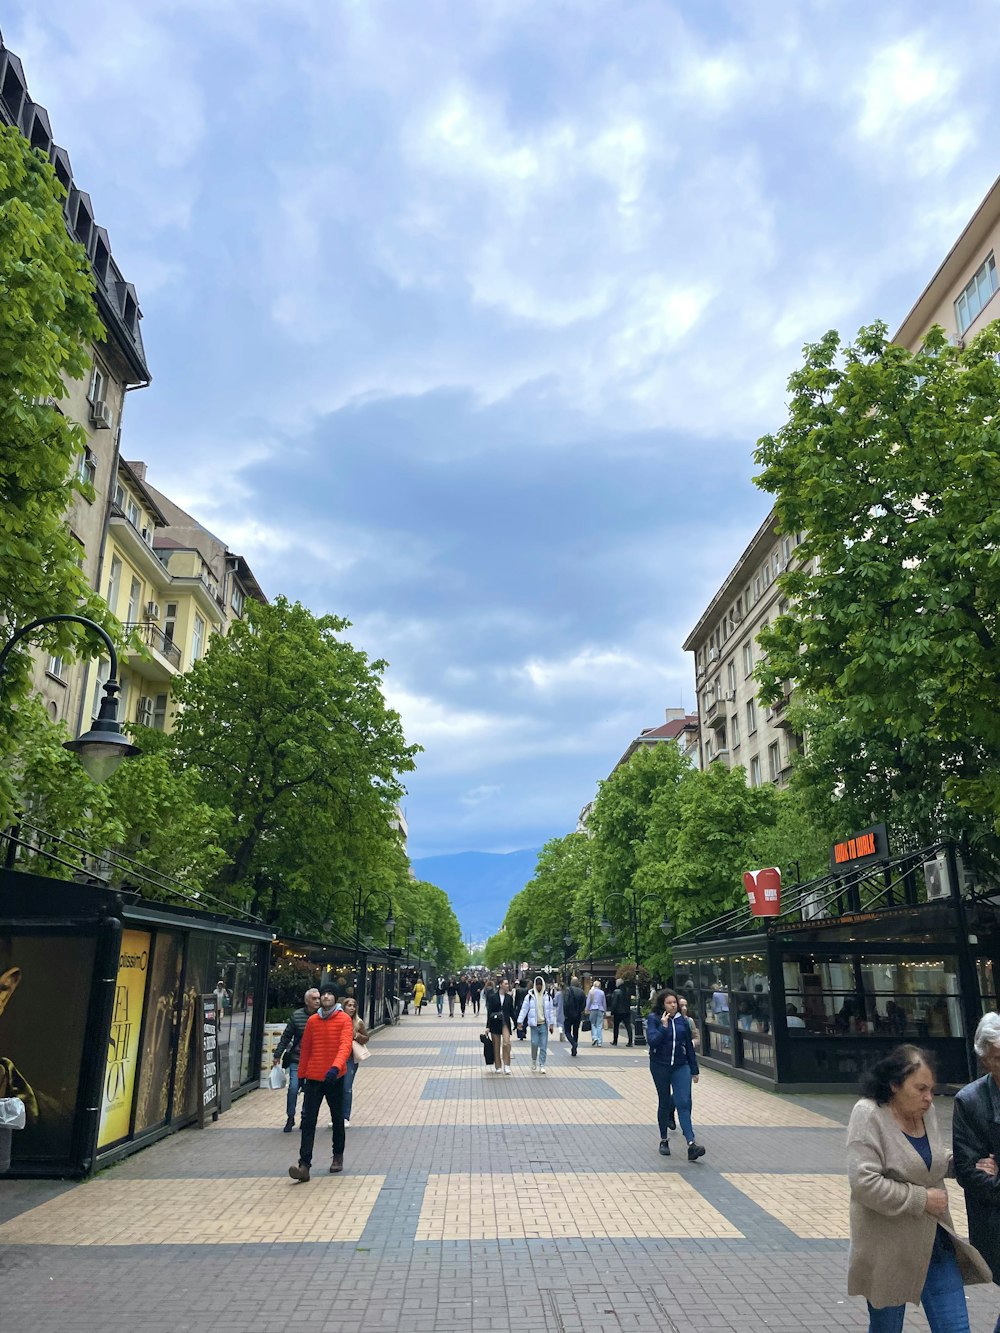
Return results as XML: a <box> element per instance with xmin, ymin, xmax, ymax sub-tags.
<box><xmin>955</xmin><ymin>252</ymin><xmax>998</xmax><ymax>334</ymax></box>
<box><xmin>705</xmin><ymin>736</ymin><xmax>712</xmax><ymax>761</ymax></box>
<box><xmin>727</xmin><ymin>660</ymin><xmax>736</xmax><ymax>694</ymax></box>
<box><xmin>77</xmin><ymin>448</ymin><xmax>97</xmax><ymax>487</ymax></box>
<box><xmin>749</xmin><ymin>755</ymin><xmax>762</xmax><ymax>787</ymax></box>
<box><xmin>153</xmin><ymin>692</ymin><xmax>169</xmax><ymax>730</ymax></box>
<box><xmin>91</xmin><ymin>659</ymin><xmax>110</xmax><ymax>719</ymax></box>
<box><xmin>46</xmin><ymin>654</ymin><xmax>65</xmax><ymax>681</ymax></box>
<box><xmin>192</xmin><ymin>613</ymin><xmax>205</xmax><ymax>662</ymax></box>
<box><xmin>753</xmin><ymin>575</ymin><xmax>761</xmax><ymax>600</ymax></box>
<box><xmin>730</xmin><ymin>712</ymin><xmax>740</xmax><ymax>748</ymax></box>
<box><xmin>768</xmin><ymin>741</ymin><xmax>781</xmax><ymax>782</ymax></box>
<box><xmin>761</xmin><ymin>562</ymin><xmax>771</xmax><ymax>590</ymax></box>
<box><xmin>742</xmin><ymin>642</ymin><xmax>753</xmax><ymax>677</ymax></box>
<box><xmin>231</xmin><ymin>585</ymin><xmax>245</xmax><ymax>618</ymax></box>
<box><xmin>782</xmin><ymin>536</ymin><xmax>792</xmax><ymax>564</ymax></box>
<box><xmin>107</xmin><ymin>557</ymin><xmax>123</xmax><ymax>615</ymax></box>
<box><xmin>88</xmin><ymin>362</ymin><xmax>107</xmax><ymax>405</ymax></box>
<box><xmin>126</xmin><ymin>577</ymin><xmax>141</xmax><ymax>624</ymax></box>
<box><xmin>164</xmin><ymin>602</ymin><xmax>177</xmax><ymax>644</ymax></box>
<box><xmin>746</xmin><ymin>698</ymin><xmax>757</xmax><ymax>735</ymax></box>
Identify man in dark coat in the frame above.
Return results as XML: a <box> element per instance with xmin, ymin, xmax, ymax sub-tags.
<box><xmin>610</xmin><ymin>980</ymin><xmax>633</xmax><ymax>1047</ymax></box>
<box><xmin>953</xmin><ymin>1011</ymin><xmax>1000</xmax><ymax>1307</ymax></box>
<box><xmin>273</xmin><ymin>986</ymin><xmax>321</xmax><ymax>1132</ymax></box>
<box><xmin>513</xmin><ymin>975</ymin><xmax>530</xmax><ymax>1040</ymax></box>
<box><xmin>562</xmin><ymin>975</ymin><xmax>586</xmax><ymax>1057</ymax></box>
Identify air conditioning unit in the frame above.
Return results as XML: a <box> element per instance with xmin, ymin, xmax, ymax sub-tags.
<box><xmin>924</xmin><ymin>849</ymin><xmax>970</xmax><ymax>901</ymax></box>
<box><xmin>708</xmin><ymin>647</ymin><xmax>719</xmax><ymax>662</ymax></box>
<box><xmin>801</xmin><ymin>890</ymin><xmax>825</xmax><ymax>921</ymax></box>
<box><xmin>137</xmin><ymin>696</ymin><xmax>154</xmax><ymax>726</ymax></box>
<box><xmin>89</xmin><ymin>399</ymin><xmax>112</xmax><ymax>430</ymax></box>
<box><xmin>145</xmin><ymin>600</ymin><xmax>160</xmax><ymax>621</ymax></box>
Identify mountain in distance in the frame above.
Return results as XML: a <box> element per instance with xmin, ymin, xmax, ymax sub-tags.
<box><xmin>410</xmin><ymin>848</ymin><xmax>541</xmax><ymax>942</ymax></box>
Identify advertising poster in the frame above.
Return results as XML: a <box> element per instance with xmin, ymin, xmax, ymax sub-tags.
<box><xmin>0</xmin><ymin>930</ymin><xmax>96</xmax><ymax>1169</ymax></box>
<box><xmin>133</xmin><ymin>931</ymin><xmax>183</xmax><ymax>1136</ymax></box>
<box><xmin>97</xmin><ymin>928</ymin><xmax>151</xmax><ymax>1149</ymax></box>
<box><xmin>173</xmin><ymin>934</ymin><xmax>212</xmax><ymax>1122</ymax></box>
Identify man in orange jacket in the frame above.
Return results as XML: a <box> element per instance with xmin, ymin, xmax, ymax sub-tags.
<box><xmin>288</xmin><ymin>979</ymin><xmax>354</xmax><ymax>1182</ymax></box>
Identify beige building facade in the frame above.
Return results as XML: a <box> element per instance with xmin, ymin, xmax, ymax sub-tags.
<box><xmin>683</xmin><ymin>173</ymin><xmax>1000</xmax><ymax>792</ymax></box>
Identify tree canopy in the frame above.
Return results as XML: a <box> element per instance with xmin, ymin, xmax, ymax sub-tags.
<box><xmin>755</xmin><ymin>319</ymin><xmax>1000</xmax><ymax>858</ymax></box>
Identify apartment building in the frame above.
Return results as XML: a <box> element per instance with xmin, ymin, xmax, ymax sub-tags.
<box><xmin>683</xmin><ymin>515</ymin><xmax>806</xmax><ymax>786</ymax></box>
<box><xmin>611</xmin><ymin>708</ymin><xmax>701</xmax><ymax>774</ymax></box>
<box><xmin>0</xmin><ymin>35</ymin><xmax>152</xmax><ymax>737</ymax></box>
<box><xmin>683</xmin><ymin>173</ymin><xmax>1000</xmax><ymax>791</ymax></box>
<box><xmin>82</xmin><ymin>461</ymin><xmax>267</xmax><ymax>733</ymax></box>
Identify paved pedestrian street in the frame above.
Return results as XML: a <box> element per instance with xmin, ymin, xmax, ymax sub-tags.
<box><xmin>2</xmin><ymin>1018</ymin><xmax>997</xmax><ymax>1332</ymax></box>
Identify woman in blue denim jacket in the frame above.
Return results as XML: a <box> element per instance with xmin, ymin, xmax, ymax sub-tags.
<box><xmin>647</xmin><ymin>988</ymin><xmax>706</xmax><ymax>1162</ymax></box>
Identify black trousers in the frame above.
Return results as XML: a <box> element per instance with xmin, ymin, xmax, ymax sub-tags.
<box><xmin>613</xmin><ymin>1013</ymin><xmax>633</xmax><ymax>1045</ymax></box>
<box><xmin>298</xmin><ymin>1076</ymin><xmax>345</xmax><ymax>1166</ymax></box>
<box><xmin>564</xmin><ymin>1016</ymin><xmax>581</xmax><ymax>1052</ymax></box>
<box><xmin>471</xmin><ymin>996</ymin><xmax>480</xmax><ymax>1013</ymax></box>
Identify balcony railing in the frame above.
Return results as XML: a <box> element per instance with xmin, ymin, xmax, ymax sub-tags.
<box><xmin>124</xmin><ymin>620</ymin><xmax>181</xmax><ymax>669</ymax></box>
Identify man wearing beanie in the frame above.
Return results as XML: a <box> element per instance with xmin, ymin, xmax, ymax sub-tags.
<box><xmin>288</xmin><ymin>979</ymin><xmax>354</xmax><ymax>1182</ymax></box>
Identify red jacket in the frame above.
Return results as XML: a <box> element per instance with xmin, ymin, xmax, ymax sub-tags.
<box><xmin>297</xmin><ymin>1007</ymin><xmax>354</xmax><ymax>1081</ymax></box>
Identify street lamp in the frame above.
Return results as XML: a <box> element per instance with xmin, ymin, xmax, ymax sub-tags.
<box><xmin>0</xmin><ymin>614</ymin><xmax>140</xmax><ymax>781</ymax></box>
<box><xmin>601</xmin><ymin>888</ymin><xmax>669</xmax><ymax>1044</ymax></box>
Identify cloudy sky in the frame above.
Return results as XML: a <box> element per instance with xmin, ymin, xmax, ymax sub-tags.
<box><xmin>7</xmin><ymin>2</ymin><xmax>999</xmax><ymax>857</ymax></box>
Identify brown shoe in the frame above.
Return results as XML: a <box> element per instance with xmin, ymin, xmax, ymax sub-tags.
<box><xmin>288</xmin><ymin>1162</ymin><xmax>310</xmax><ymax>1182</ymax></box>
<box><xmin>329</xmin><ymin>1153</ymin><xmax>344</xmax><ymax>1174</ymax></box>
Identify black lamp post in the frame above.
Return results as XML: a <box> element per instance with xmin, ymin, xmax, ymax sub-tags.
<box><xmin>0</xmin><ymin>614</ymin><xmax>140</xmax><ymax>781</ymax></box>
<box><xmin>600</xmin><ymin>889</ymin><xmax>671</xmax><ymax>1044</ymax></box>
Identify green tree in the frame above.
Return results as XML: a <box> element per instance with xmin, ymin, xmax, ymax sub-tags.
<box><xmin>754</xmin><ymin>320</ymin><xmax>1000</xmax><ymax>857</ymax></box>
<box><xmin>483</xmin><ymin>930</ymin><xmax>509</xmax><ymax>971</ymax></box>
<box><xmin>169</xmin><ymin>596</ymin><xmax>419</xmax><ymax>924</ymax></box>
<box><xmin>0</xmin><ymin>123</ymin><xmax>115</xmax><ymax>824</ymax></box>
<box><xmin>502</xmin><ymin>832</ymin><xmax>590</xmax><ymax>964</ymax></box>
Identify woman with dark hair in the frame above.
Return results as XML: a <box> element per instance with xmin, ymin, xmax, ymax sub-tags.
<box><xmin>646</xmin><ymin>988</ymin><xmax>705</xmax><ymax>1161</ymax></box>
<box><xmin>847</xmin><ymin>1043</ymin><xmax>991</xmax><ymax>1330</ymax></box>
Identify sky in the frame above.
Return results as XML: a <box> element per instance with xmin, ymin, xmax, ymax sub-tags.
<box><xmin>6</xmin><ymin>2</ymin><xmax>1000</xmax><ymax>858</ymax></box>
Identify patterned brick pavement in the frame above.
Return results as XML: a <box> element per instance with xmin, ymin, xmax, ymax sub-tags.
<box><xmin>1</xmin><ymin>1015</ymin><xmax>997</xmax><ymax>1331</ymax></box>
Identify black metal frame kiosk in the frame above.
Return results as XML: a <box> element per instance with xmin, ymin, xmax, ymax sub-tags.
<box><xmin>0</xmin><ymin>868</ymin><xmax>272</xmax><ymax>1178</ymax></box>
<box><xmin>671</xmin><ymin>837</ymin><xmax>1000</xmax><ymax>1093</ymax></box>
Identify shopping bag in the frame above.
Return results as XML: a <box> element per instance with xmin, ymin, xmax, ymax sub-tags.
<box><xmin>480</xmin><ymin>1032</ymin><xmax>495</xmax><ymax>1065</ymax></box>
<box><xmin>268</xmin><ymin>1064</ymin><xmax>286</xmax><ymax>1090</ymax></box>
<box><xmin>0</xmin><ymin>1097</ymin><xmax>26</xmax><ymax>1130</ymax></box>
<box><xmin>581</xmin><ymin>1016</ymin><xmax>591</xmax><ymax>1032</ymax></box>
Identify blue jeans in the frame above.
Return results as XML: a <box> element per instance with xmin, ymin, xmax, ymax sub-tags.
<box><xmin>650</xmin><ymin>1062</ymin><xmax>694</xmax><ymax>1141</ymax></box>
<box><xmin>866</xmin><ymin>1231</ymin><xmax>969</xmax><ymax>1332</ymax></box>
<box><xmin>436</xmin><ymin>994</ymin><xmax>444</xmax><ymax>1014</ymax></box>
<box><xmin>343</xmin><ymin>1058</ymin><xmax>357</xmax><ymax>1121</ymax></box>
<box><xmin>590</xmin><ymin>1011</ymin><xmax>604</xmax><ymax>1044</ymax></box>
<box><xmin>530</xmin><ymin>1024</ymin><xmax>549</xmax><ymax>1067</ymax></box>
<box><xmin>285</xmin><ymin>1063</ymin><xmax>301</xmax><ymax>1120</ymax></box>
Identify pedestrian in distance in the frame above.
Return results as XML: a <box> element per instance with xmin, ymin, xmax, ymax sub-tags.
<box><xmin>952</xmin><ymin>1013</ymin><xmax>1000</xmax><ymax>1333</ymax></box>
<box><xmin>470</xmin><ymin>976</ymin><xmax>482</xmax><ymax>1015</ymax></box>
<box><xmin>518</xmin><ymin>975</ymin><xmax>555</xmax><ymax>1073</ymax></box>
<box><xmin>486</xmin><ymin>977</ymin><xmax>515</xmax><ymax>1074</ymax></box>
<box><xmin>554</xmin><ymin>980</ymin><xmax>565</xmax><ymax>1040</ymax></box>
<box><xmin>848</xmin><ymin>1043</ymin><xmax>991</xmax><ymax>1331</ymax></box>
<box><xmin>457</xmin><ymin>975</ymin><xmax>470</xmax><ymax>1017</ymax></box>
<box><xmin>288</xmin><ymin>980</ymin><xmax>354</xmax><ymax>1183</ymax></box>
<box><xmin>678</xmin><ymin>993</ymin><xmax>699</xmax><ymax>1051</ymax></box>
<box><xmin>412</xmin><ymin>977</ymin><xmax>426</xmax><ymax>1013</ymax></box>
<box><xmin>563</xmin><ymin>975</ymin><xmax>586</xmax><ymax>1056</ymax></box>
<box><xmin>610</xmin><ymin>978</ymin><xmax>633</xmax><ymax>1047</ymax></box>
<box><xmin>434</xmin><ymin>975</ymin><xmax>446</xmax><ymax>1016</ymax></box>
<box><xmin>513</xmin><ymin>975</ymin><xmax>529</xmax><ymax>1040</ymax></box>
<box><xmin>647</xmin><ymin>988</ymin><xmax>705</xmax><ymax>1161</ymax></box>
<box><xmin>273</xmin><ymin>986</ymin><xmax>320</xmax><ymax>1133</ymax></box>
<box><xmin>446</xmin><ymin>976</ymin><xmax>458</xmax><ymax>1017</ymax></box>
<box><xmin>586</xmin><ymin>979</ymin><xmax>607</xmax><ymax>1046</ymax></box>
<box><xmin>341</xmin><ymin>995</ymin><xmax>369</xmax><ymax>1128</ymax></box>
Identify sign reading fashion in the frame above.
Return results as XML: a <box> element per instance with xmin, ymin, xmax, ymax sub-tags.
<box><xmin>830</xmin><ymin>822</ymin><xmax>889</xmax><ymax>872</ymax></box>
<box><xmin>97</xmin><ymin>928</ymin><xmax>151</xmax><ymax>1148</ymax></box>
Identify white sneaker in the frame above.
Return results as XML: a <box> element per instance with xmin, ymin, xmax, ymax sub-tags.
<box><xmin>504</xmin><ymin>1065</ymin><xmax>511</xmax><ymax>1075</ymax></box>
<box><xmin>344</xmin><ymin>1118</ymin><xmax>351</xmax><ymax>1127</ymax></box>
<box><xmin>539</xmin><ymin>1066</ymin><xmax>546</xmax><ymax>1074</ymax></box>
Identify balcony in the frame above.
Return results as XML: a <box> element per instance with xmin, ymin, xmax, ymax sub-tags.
<box><xmin>705</xmin><ymin>698</ymin><xmax>728</xmax><ymax>731</ymax></box>
<box><xmin>124</xmin><ymin>620</ymin><xmax>181</xmax><ymax>681</ymax></box>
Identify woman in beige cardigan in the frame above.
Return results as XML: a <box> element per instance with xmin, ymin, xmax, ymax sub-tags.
<box><xmin>848</xmin><ymin>1044</ymin><xmax>992</xmax><ymax>1331</ymax></box>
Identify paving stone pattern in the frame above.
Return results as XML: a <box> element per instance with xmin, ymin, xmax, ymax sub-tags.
<box><xmin>1</xmin><ymin>1016</ymin><xmax>997</xmax><ymax>1331</ymax></box>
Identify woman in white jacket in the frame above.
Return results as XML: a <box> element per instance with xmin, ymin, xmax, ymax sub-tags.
<box><xmin>518</xmin><ymin>975</ymin><xmax>555</xmax><ymax>1073</ymax></box>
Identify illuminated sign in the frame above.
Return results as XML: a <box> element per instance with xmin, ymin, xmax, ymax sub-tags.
<box><xmin>830</xmin><ymin>822</ymin><xmax>889</xmax><ymax>872</ymax></box>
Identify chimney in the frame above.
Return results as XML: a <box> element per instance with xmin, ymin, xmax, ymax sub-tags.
<box><xmin>663</xmin><ymin>707</ymin><xmax>685</xmax><ymax>722</ymax></box>
<box><xmin>126</xmin><ymin>459</ymin><xmax>147</xmax><ymax>480</ymax></box>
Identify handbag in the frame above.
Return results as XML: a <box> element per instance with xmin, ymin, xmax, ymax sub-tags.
<box><xmin>352</xmin><ymin>1040</ymin><xmax>370</xmax><ymax>1062</ymax></box>
<box><xmin>581</xmin><ymin>1016</ymin><xmax>591</xmax><ymax>1031</ymax></box>
<box><xmin>268</xmin><ymin>1063</ymin><xmax>286</xmax><ymax>1090</ymax></box>
<box><xmin>480</xmin><ymin>1032</ymin><xmax>495</xmax><ymax>1065</ymax></box>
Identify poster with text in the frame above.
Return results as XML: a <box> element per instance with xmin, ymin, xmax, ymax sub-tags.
<box><xmin>133</xmin><ymin>931</ymin><xmax>183</xmax><ymax>1136</ymax></box>
<box><xmin>97</xmin><ymin>928</ymin><xmax>151</xmax><ymax>1149</ymax></box>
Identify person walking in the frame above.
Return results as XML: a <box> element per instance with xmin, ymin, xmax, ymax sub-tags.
<box><xmin>647</xmin><ymin>988</ymin><xmax>705</xmax><ymax>1161</ymax></box>
<box><xmin>610</xmin><ymin>979</ymin><xmax>633</xmax><ymax>1047</ymax></box>
<box><xmin>470</xmin><ymin>976</ymin><xmax>482</xmax><ymax>1016</ymax></box>
<box><xmin>952</xmin><ymin>1013</ymin><xmax>1000</xmax><ymax>1333</ymax></box>
<box><xmin>457</xmin><ymin>975</ymin><xmax>470</xmax><ymax>1017</ymax></box>
<box><xmin>288</xmin><ymin>980</ymin><xmax>354</xmax><ymax>1182</ymax></box>
<box><xmin>587</xmin><ymin>979</ymin><xmax>607</xmax><ymax>1046</ymax></box>
<box><xmin>446</xmin><ymin>976</ymin><xmax>458</xmax><ymax>1017</ymax></box>
<box><xmin>563</xmin><ymin>975</ymin><xmax>586</xmax><ymax>1057</ymax></box>
<box><xmin>513</xmin><ymin>975</ymin><xmax>530</xmax><ymax>1040</ymax></box>
<box><xmin>341</xmin><ymin>995</ymin><xmax>369</xmax><ymax>1128</ymax></box>
<box><xmin>518</xmin><ymin>975</ymin><xmax>555</xmax><ymax>1073</ymax></box>
<box><xmin>848</xmin><ymin>1043</ymin><xmax>991</xmax><ymax>1330</ymax></box>
<box><xmin>434</xmin><ymin>975</ymin><xmax>446</xmax><ymax>1016</ymax></box>
<box><xmin>412</xmin><ymin>977</ymin><xmax>426</xmax><ymax>1013</ymax></box>
<box><xmin>272</xmin><ymin>986</ymin><xmax>320</xmax><ymax>1132</ymax></box>
<box><xmin>554</xmin><ymin>981</ymin><xmax>565</xmax><ymax>1041</ymax></box>
<box><xmin>486</xmin><ymin>977</ymin><xmax>514</xmax><ymax>1074</ymax></box>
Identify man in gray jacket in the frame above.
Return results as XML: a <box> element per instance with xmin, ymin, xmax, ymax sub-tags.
<box><xmin>273</xmin><ymin>987</ymin><xmax>320</xmax><ymax>1132</ymax></box>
